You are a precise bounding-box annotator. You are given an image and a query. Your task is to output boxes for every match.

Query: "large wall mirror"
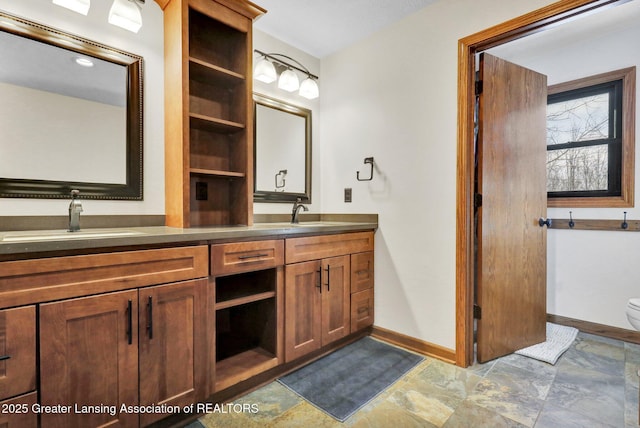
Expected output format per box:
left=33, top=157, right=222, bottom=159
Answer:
left=254, top=93, right=311, bottom=203
left=0, top=11, right=143, bottom=200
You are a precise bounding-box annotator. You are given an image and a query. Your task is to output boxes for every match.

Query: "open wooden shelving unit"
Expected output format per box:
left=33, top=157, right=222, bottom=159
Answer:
left=164, top=0, right=264, bottom=227
left=214, top=268, right=280, bottom=391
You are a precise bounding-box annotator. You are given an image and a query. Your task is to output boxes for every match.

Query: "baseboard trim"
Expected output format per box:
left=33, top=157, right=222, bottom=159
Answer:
left=547, top=313, right=640, bottom=345
left=371, top=325, right=456, bottom=364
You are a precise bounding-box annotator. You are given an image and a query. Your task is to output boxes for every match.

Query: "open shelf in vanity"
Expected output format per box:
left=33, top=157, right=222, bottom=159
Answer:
left=210, top=240, right=284, bottom=391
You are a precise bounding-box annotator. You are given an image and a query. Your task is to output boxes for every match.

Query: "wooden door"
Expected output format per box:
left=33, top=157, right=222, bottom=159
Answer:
left=138, top=279, right=207, bottom=426
left=321, top=255, right=351, bottom=345
left=284, top=261, right=322, bottom=362
left=476, top=53, right=548, bottom=363
left=40, top=290, right=139, bottom=428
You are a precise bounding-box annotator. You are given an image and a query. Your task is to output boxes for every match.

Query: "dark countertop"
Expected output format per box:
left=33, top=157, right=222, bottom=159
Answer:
left=0, top=221, right=378, bottom=256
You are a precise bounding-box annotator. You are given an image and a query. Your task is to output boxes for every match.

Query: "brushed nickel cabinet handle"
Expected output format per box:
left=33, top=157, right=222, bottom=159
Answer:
left=0, top=355, right=11, bottom=361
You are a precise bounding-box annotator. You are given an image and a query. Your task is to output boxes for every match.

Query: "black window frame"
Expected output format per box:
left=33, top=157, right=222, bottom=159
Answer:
left=545, top=67, right=635, bottom=209
left=546, top=79, right=623, bottom=199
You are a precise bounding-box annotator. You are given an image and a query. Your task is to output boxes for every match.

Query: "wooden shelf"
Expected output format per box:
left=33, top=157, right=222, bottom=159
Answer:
left=215, top=291, right=275, bottom=310
left=165, top=3, right=258, bottom=228
left=190, top=168, right=245, bottom=178
left=189, top=113, right=245, bottom=133
left=189, top=56, right=245, bottom=84
left=215, top=348, right=278, bottom=391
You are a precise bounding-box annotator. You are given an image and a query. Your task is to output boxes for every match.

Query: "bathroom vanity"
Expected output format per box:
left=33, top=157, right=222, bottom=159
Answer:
left=0, top=1, right=377, bottom=427
left=0, top=220, right=376, bottom=428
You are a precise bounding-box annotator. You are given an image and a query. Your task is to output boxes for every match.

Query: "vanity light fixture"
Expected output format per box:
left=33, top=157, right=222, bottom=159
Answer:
left=299, top=77, right=320, bottom=100
left=254, top=50, right=319, bottom=99
left=108, top=0, right=144, bottom=33
left=278, top=68, right=300, bottom=92
left=52, top=0, right=90, bottom=15
left=254, top=56, right=277, bottom=83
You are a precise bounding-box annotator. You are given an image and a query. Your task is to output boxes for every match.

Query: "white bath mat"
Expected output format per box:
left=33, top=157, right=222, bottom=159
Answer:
left=515, top=322, right=578, bottom=365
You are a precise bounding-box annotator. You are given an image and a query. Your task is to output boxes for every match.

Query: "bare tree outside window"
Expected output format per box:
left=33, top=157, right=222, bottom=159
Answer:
left=546, top=93, right=610, bottom=192
left=546, top=67, right=635, bottom=208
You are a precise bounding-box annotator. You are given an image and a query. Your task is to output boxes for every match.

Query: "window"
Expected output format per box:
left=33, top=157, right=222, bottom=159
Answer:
left=546, top=67, right=635, bottom=208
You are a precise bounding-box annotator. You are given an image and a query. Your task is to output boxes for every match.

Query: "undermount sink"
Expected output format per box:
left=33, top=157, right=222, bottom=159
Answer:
left=256, top=222, right=327, bottom=228
left=1, top=229, right=145, bottom=242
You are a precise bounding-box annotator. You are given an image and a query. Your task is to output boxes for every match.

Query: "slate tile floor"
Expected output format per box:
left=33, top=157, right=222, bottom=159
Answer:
left=188, top=333, right=640, bottom=427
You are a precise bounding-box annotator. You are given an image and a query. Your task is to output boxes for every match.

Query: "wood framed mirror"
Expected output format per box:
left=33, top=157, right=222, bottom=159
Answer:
left=253, top=93, right=311, bottom=203
left=0, top=11, right=143, bottom=200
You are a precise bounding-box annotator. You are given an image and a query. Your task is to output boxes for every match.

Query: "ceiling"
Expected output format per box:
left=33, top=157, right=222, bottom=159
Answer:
left=0, top=30, right=126, bottom=106
left=253, top=0, right=437, bottom=58
left=488, top=0, right=640, bottom=64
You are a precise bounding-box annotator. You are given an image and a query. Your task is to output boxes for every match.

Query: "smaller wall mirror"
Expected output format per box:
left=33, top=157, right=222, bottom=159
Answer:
left=254, top=94, right=311, bottom=203
left=0, top=11, right=143, bottom=200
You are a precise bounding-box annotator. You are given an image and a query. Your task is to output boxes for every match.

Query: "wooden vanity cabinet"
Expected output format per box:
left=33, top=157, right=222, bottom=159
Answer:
left=351, top=251, right=374, bottom=331
left=0, top=306, right=37, bottom=428
left=211, top=240, right=284, bottom=392
left=284, top=232, right=374, bottom=362
left=40, top=289, right=140, bottom=428
left=40, top=278, right=208, bottom=428
left=284, top=256, right=351, bottom=362
left=0, top=306, right=36, bottom=401
left=0, top=392, right=37, bottom=428
left=138, top=279, right=208, bottom=426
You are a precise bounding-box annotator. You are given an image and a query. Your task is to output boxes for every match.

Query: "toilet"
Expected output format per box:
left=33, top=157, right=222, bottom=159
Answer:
left=626, top=298, right=640, bottom=330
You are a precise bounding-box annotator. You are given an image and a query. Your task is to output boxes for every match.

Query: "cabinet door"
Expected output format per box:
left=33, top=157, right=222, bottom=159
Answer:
left=321, top=255, right=351, bottom=345
left=0, top=392, right=37, bottom=428
left=351, top=251, right=374, bottom=293
left=0, top=306, right=36, bottom=401
left=40, top=290, right=139, bottom=428
left=284, top=261, right=322, bottom=362
left=139, top=279, right=208, bottom=426
left=351, top=289, right=374, bottom=331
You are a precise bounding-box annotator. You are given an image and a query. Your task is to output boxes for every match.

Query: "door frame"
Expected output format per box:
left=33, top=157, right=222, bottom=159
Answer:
left=455, top=0, right=630, bottom=367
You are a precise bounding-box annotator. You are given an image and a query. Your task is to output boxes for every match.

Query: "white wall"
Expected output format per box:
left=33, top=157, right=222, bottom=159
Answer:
left=489, top=2, right=640, bottom=330
left=252, top=30, right=321, bottom=213
left=0, top=0, right=164, bottom=216
left=319, top=0, right=557, bottom=349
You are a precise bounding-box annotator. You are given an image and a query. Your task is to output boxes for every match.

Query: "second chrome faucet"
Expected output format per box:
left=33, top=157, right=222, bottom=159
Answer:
left=291, top=198, right=308, bottom=224
left=68, top=189, right=83, bottom=232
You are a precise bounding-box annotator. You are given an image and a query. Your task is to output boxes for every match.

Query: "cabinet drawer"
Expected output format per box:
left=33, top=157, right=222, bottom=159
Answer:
left=351, top=251, right=374, bottom=293
left=0, top=392, right=37, bottom=428
left=211, top=240, right=284, bottom=276
left=351, top=289, right=374, bottom=332
left=0, top=306, right=36, bottom=401
left=285, top=232, right=374, bottom=264
left=0, top=246, right=209, bottom=309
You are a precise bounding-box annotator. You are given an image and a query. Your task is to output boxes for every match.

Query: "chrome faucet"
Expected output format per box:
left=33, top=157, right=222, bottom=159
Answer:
left=68, top=189, right=83, bottom=232
left=291, top=198, right=308, bottom=224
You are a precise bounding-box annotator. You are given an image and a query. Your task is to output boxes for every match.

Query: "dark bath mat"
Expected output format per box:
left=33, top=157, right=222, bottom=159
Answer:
left=278, top=336, right=424, bottom=422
